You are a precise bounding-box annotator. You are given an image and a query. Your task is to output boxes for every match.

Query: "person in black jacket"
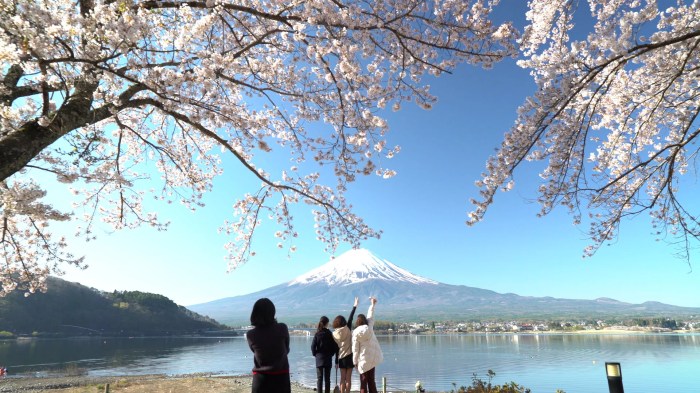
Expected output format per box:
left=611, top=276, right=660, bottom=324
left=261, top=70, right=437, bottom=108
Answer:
left=247, top=298, right=291, bottom=393
left=311, top=315, right=340, bottom=393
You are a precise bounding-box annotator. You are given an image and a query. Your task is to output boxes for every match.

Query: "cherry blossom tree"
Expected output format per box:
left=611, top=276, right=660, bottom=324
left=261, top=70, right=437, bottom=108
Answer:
left=469, top=0, right=700, bottom=261
left=0, top=0, right=516, bottom=295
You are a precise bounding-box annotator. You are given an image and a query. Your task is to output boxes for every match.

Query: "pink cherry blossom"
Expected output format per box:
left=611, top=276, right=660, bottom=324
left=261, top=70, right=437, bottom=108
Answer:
left=0, top=0, right=515, bottom=295
left=469, top=0, right=700, bottom=261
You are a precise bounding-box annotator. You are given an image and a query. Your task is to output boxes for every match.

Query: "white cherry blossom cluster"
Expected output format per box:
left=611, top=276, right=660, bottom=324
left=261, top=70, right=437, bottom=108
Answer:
left=470, top=0, right=700, bottom=260
left=1, top=0, right=515, bottom=294
left=0, top=180, right=85, bottom=297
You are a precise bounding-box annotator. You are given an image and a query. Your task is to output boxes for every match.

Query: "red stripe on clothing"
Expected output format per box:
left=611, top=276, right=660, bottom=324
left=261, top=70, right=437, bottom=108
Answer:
left=253, top=370, right=289, bottom=375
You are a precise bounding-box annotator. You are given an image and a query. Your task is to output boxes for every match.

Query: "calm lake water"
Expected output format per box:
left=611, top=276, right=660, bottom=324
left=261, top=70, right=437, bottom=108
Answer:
left=1, top=333, right=699, bottom=392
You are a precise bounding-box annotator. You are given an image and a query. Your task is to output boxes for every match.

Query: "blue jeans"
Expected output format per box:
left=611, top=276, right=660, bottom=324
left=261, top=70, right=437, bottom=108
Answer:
left=316, top=366, right=332, bottom=393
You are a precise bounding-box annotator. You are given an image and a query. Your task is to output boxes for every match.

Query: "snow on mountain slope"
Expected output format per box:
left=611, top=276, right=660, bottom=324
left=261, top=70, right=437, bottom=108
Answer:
left=288, top=248, right=437, bottom=286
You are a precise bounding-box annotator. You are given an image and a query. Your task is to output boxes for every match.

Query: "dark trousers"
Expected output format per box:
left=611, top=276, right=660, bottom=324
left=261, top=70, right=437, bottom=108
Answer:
left=316, top=366, right=332, bottom=393
left=252, top=372, right=291, bottom=393
left=359, top=367, right=377, bottom=393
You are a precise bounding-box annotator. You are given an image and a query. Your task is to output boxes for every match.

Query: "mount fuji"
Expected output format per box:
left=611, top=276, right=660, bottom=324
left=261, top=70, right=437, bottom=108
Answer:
left=288, top=248, right=437, bottom=286
left=188, top=249, right=700, bottom=326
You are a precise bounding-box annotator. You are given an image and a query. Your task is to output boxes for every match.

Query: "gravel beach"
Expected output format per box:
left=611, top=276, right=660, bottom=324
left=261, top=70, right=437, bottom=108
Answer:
left=0, top=374, right=316, bottom=393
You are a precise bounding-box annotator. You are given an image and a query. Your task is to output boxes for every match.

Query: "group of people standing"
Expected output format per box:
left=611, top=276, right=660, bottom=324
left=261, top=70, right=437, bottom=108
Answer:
left=246, top=296, right=383, bottom=393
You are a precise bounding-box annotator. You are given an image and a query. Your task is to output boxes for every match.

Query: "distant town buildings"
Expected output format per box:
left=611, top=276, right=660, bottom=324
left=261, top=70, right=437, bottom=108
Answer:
left=353, top=318, right=699, bottom=334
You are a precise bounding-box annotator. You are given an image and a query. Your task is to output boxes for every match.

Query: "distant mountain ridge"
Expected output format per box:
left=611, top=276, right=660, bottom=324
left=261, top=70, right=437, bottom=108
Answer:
left=189, top=249, right=700, bottom=326
left=0, top=277, right=225, bottom=336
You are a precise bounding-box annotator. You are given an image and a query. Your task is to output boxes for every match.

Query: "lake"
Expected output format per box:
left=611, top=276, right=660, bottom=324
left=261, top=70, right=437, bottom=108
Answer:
left=1, top=333, right=699, bottom=392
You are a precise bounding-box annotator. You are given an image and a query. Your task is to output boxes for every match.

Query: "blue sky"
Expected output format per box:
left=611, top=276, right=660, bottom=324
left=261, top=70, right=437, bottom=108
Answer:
left=52, top=2, right=700, bottom=310
left=53, top=55, right=700, bottom=310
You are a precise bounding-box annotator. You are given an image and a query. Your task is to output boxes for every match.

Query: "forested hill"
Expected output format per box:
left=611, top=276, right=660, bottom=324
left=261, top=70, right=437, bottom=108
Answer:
left=0, top=277, right=227, bottom=336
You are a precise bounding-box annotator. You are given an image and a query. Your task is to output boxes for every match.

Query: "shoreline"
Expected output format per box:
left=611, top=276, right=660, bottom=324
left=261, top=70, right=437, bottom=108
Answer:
left=0, top=373, right=317, bottom=393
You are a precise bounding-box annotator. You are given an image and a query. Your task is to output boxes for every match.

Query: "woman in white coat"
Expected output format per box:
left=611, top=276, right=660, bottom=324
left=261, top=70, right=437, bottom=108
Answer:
left=352, top=297, right=383, bottom=393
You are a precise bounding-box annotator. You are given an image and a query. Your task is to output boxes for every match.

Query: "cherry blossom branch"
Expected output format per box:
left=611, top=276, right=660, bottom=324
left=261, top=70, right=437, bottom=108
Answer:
left=1, top=0, right=514, bottom=294
left=471, top=1, right=700, bottom=262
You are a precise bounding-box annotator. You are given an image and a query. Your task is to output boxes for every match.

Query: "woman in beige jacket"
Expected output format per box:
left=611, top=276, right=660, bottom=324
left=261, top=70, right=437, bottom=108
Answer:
left=332, top=297, right=358, bottom=393
left=352, top=297, right=383, bottom=393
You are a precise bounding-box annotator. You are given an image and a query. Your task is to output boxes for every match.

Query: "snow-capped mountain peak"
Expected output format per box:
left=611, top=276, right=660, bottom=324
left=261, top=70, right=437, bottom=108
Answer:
left=288, top=249, right=437, bottom=286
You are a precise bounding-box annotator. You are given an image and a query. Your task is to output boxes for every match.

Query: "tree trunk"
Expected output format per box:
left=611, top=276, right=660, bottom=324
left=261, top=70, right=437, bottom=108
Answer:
left=0, top=120, right=63, bottom=181
left=0, top=79, right=98, bottom=182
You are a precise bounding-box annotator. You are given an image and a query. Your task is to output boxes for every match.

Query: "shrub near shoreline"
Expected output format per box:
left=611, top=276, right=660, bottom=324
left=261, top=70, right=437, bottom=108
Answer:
left=450, top=370, right=566, bottom=393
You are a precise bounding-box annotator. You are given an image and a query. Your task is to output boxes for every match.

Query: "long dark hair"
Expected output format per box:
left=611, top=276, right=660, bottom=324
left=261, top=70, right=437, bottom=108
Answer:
left=355, top=314, right=367, bottom=328
left=317, top=316, right=329, bottom=332
left=332, top=315, right=347, bottom=329
left=250, top=298, right=276, bottom=327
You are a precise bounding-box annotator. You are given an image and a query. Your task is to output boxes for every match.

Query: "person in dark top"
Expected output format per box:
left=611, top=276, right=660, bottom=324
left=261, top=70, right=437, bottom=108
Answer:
left=332, top=297, right=359, bottom=393
left=246, top=298, right=291, bottom=393
left=311, top=315, right=340, bottom=393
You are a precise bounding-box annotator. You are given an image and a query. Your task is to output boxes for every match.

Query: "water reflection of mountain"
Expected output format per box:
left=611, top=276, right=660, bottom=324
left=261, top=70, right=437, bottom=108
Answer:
left=1, top=337, right=229, bottom=375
